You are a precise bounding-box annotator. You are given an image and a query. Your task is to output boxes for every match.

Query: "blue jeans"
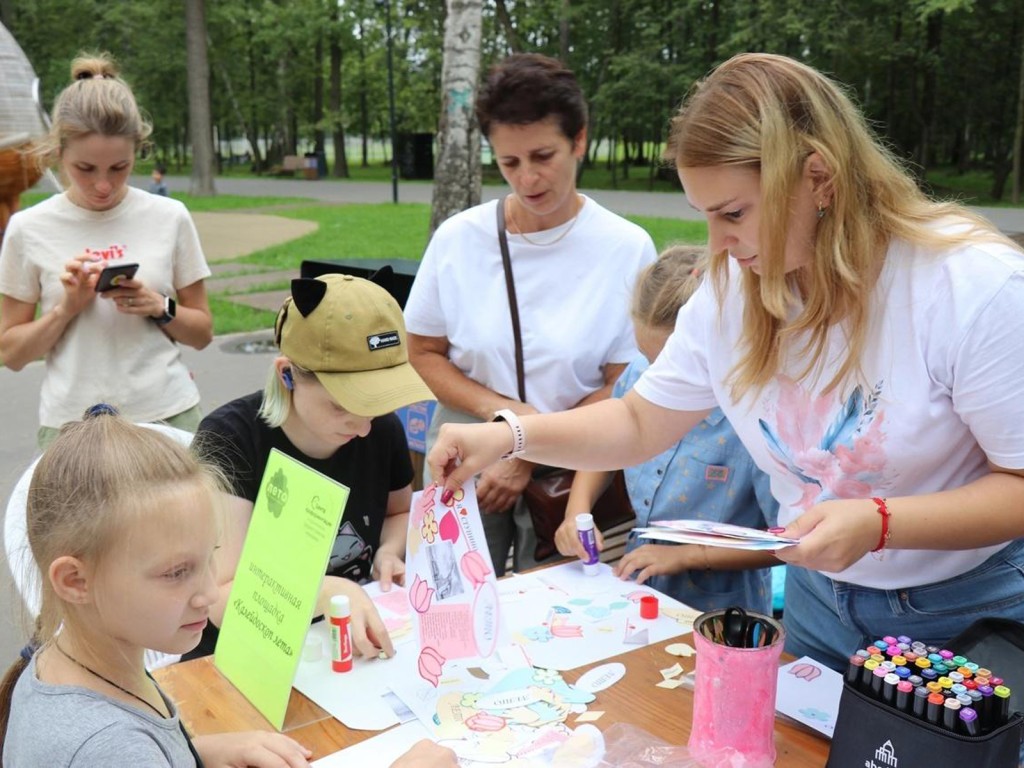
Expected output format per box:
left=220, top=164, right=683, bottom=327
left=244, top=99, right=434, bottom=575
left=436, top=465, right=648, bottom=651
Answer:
left=783, top=538, right=1024, bottom=671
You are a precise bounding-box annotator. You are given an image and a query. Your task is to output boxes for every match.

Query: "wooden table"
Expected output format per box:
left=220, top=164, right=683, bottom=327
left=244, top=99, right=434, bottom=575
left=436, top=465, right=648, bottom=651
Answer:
left=154, top=633, right=830, bottom=766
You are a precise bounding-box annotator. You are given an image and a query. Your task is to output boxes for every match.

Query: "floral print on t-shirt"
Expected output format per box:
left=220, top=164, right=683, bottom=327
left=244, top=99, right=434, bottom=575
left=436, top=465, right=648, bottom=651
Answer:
left=759, top=376, right=889, bottom=510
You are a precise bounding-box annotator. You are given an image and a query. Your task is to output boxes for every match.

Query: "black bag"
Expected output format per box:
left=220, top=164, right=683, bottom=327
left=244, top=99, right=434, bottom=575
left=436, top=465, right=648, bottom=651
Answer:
left=827, top=681, right=1022, bottom=768
left=827, top=618, right=1024, bottom=768
left=522, top=467, right=634, bottom=561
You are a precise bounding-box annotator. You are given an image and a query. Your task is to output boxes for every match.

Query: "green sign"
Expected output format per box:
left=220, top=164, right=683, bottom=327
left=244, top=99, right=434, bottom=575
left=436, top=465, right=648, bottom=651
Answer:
left=215, top=448, right=349, bottom=729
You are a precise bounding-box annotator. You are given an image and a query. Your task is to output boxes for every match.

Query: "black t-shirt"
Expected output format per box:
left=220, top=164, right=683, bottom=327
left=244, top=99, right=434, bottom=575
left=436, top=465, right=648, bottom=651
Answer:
left=195, top=391, right=413, bottom=582
left=184, top=392, right=413, bottom=659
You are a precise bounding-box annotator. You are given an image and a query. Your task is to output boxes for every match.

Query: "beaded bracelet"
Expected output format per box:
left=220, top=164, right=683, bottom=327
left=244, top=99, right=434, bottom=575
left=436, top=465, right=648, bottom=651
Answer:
left=870, top=497, right=891, bottom=553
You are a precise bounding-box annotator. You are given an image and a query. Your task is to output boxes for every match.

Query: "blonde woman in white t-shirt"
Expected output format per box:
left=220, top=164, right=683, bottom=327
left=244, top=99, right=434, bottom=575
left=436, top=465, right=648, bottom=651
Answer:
left=0, top=53, right=213, bottom=449
left=405, top=53, right=656, bottom=575
left=426, top=53, right=1024, bottom=672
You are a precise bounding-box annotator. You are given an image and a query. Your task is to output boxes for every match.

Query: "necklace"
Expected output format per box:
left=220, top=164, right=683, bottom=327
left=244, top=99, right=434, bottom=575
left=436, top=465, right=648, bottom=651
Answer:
left=505, top=195, right=582, bottom=247
left=52, top=641, right=166, bottom=718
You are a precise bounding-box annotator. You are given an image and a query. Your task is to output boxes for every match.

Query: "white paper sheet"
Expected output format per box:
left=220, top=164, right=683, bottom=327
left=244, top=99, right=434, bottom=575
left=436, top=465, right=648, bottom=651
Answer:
left=775, top=656, right=843, bottom=738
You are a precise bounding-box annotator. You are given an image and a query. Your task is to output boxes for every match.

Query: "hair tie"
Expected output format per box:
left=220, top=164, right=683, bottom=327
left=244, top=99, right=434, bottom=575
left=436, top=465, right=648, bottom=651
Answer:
left=19, top=640, right=38, bottom=662
left=84, top=403, right=119, bottom=419
left=75, top=71, right=112, bottom=81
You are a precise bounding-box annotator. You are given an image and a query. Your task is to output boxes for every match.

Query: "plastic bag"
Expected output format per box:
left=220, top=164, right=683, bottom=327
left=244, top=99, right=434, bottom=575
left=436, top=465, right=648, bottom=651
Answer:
left=596, top=723, right=749, bottom=767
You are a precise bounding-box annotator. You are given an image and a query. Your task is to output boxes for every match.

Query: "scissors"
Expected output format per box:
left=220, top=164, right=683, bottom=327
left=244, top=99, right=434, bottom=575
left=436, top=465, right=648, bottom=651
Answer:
left=722, top=606, right=775, bottom=648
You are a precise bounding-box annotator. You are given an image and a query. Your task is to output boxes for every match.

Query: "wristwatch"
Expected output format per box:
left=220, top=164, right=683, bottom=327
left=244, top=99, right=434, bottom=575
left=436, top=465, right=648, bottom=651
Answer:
left=492, top=408, right=527, bottom=461
left=154, top=294, right=176, bottom=326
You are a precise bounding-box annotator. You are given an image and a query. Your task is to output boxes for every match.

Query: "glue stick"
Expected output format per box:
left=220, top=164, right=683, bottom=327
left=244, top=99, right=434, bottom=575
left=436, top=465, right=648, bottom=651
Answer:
left=576, top=513, right=600, bottom=576
left=330, top=594, right=353, bottom=673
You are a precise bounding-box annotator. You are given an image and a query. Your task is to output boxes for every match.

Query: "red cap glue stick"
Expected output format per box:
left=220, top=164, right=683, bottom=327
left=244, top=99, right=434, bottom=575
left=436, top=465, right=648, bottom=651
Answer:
left=330, top=594, right=353, bottom=673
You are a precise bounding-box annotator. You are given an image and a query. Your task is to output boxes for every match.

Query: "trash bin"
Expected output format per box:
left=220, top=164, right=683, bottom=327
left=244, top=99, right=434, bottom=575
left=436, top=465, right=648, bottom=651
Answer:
left=303, top=152, right=321, bottom=180
left=397, top=133, right=434, bottom=180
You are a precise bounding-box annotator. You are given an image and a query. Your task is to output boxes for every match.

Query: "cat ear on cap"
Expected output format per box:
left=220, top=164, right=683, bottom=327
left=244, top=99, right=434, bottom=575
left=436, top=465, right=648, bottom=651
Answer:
left=290, top=278, right=328, bottom=318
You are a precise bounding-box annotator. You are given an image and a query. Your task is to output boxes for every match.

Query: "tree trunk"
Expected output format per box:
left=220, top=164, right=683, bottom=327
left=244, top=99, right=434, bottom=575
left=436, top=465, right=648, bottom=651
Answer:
left=314, top=25, right=325, bottom=154
left=429, top=0, right=483, bottom=235
left=209, top=33, right=264, bottom=171
left=493, top=0, right=521, bottom=53
left=185, top=0, right=216, bottom=195
left=559, top=0, right=570, bottom=64
left=330, top=3, right=349, bottom=177
left=1012, top=32, right=1024, bottom=203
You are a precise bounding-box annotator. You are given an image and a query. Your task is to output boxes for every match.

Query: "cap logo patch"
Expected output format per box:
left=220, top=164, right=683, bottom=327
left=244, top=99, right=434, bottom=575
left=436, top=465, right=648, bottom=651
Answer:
left=368, top=331, right=400, bottom=351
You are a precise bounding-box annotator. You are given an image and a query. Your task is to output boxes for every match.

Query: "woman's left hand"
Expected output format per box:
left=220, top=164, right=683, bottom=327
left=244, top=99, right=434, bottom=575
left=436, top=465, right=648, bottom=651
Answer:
left=100, top=277, right=164, bottom=319
left=192, top=731, right=312, bottom=767
left=476, top=458, right=532, bottom=514
left=773, top=498, right=881, bottom=571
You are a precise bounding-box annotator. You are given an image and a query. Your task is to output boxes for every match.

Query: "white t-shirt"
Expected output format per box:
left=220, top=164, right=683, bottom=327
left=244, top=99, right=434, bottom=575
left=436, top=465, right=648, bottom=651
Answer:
left=635, top=231, right=1024, bottom=589
left=404, top=196, right=657, bottom=413
left=0, top=188, right=210, bottom=428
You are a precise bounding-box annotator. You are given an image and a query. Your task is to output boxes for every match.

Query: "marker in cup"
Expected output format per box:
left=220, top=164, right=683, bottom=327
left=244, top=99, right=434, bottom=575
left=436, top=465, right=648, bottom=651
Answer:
left=575, top=513, right=600, bottom=576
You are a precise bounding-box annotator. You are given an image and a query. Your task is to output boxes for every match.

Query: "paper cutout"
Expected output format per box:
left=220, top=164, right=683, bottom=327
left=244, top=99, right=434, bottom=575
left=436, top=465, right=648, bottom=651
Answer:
left=636, top=519, right=797, bottom=550
left=656, top=679, right=685, bottom=689
left=665, top=642, right=696, bottom=657
left=575, top=663, right=626, bottom=693
left=574, top=711, right=604, bottom=722
left=215, top=449, right=348, bottom=729
left=660, top=663, right=684, bottom=680
left=407, top=481, right=504, bottom=686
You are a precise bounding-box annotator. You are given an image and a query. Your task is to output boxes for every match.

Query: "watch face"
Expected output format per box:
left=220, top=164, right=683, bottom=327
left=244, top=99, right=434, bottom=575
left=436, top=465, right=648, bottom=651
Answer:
left=167, top=296, right=176, bottom=317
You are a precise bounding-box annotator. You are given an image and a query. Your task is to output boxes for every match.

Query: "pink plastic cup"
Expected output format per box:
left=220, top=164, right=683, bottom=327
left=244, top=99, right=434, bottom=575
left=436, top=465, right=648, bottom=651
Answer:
left=688, top=609, right=786, bottom=768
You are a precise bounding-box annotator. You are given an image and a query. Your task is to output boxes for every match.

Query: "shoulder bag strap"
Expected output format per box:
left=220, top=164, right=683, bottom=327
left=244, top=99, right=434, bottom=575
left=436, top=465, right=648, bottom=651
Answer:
left=497, top=195, right=527, bottom=403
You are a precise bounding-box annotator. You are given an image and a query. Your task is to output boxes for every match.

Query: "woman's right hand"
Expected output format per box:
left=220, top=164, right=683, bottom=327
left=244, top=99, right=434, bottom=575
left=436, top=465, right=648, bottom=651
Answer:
left=59, top=256, right=100, bottom=317
left=427, top=421, right=516, bottom=494
left=391, top=740, right=458, bottom=767
left=317, top=577, right=396, bottom=659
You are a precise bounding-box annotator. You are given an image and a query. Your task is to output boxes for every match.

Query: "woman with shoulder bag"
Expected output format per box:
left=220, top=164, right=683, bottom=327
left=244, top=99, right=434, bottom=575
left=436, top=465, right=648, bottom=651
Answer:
left=405, top=53, right=656, bottom=575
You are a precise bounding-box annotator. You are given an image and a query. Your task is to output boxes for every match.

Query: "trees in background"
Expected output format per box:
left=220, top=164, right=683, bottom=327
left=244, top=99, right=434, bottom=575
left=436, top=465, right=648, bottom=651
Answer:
left=5, top=0, right=1024, bottom=203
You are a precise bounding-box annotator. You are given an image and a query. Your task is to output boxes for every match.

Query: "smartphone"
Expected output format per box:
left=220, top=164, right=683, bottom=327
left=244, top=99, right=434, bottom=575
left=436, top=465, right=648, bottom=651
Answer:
left=94, top=262, right=140, bottom=292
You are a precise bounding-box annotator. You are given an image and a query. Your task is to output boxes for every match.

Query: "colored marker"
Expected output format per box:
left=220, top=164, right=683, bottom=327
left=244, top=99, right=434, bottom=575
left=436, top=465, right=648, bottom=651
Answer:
left=949, top=671, right=964, bottom=685
left=964, top=662, right=980, bottom=674
left=892, top=655, right=907, bottom=667
left=895, top=667, right=912, bottom=680
left=976, top=668, right=993, bottom=680
left=959, top=706, right=980, bottom=736
left=897, top=635, right=912, bottom=644
left=921, top=668, right=938, bottom=683
left=912, top=685, right=930, bottom=719
left=881, top=660, right=897, bottom=673
left=846, top=655, right=866, bottom=686
left=926, top=692, right=944, bottom=725
left=863, top=658, right=881, bottom=689
left=939, top=649, right=954, bottom=661
left=871, top=666, right=887, bottom=699
left=914, top=657, right=932, bottom=671
left=951, top=655, right=968, bottom=668
left=957, top=666, right=973, bottom=679
left=329, top=594, right=353, bottom=673
left=883, top=672, right=899, bottom=704
left=903, top=651, right=919, bottom=663
left=994, top=685, right=1011, bottom=727
left=991, top=676, right=1005, bottom=688
left=943, top=698, right=962, bottom=731
left=951, top=683, right=967, bottom=697
left=575, top=514, right=600, bottom=575
left=956, top=693, right=973, bottom=708
left=908, top=674, right=924, bottom=688
left=882, top=635, right=898, bottom=646
left=873, top=640, right=890, bottom=651
left=896, top=680, right=913, bottom=712
left=926, top=681, right=943, bottom=695
left=978, top=684, right=994, bottom=731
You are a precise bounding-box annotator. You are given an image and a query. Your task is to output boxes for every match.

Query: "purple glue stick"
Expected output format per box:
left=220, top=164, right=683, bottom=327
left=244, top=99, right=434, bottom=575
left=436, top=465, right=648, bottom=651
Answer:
left=576, top=513, right=600, bottom=575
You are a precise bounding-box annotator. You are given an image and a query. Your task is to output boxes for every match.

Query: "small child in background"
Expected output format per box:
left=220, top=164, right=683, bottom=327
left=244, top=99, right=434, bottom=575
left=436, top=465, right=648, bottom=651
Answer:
left=555, top=246, right=779, bottom=614
left=149, top=164, right=169, bottom=196
left=0, top=408, right=456, bottom=768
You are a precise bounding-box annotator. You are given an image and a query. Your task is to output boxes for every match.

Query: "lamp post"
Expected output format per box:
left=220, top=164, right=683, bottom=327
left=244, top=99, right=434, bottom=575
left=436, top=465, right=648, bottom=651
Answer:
left=383, top=0, right=399, bottom=204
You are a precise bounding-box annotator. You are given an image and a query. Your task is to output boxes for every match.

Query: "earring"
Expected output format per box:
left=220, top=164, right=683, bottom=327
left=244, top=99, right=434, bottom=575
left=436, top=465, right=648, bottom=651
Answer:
left=816, top=202, right=827, bottom=220
left=282, top=369, right=294, bottom=390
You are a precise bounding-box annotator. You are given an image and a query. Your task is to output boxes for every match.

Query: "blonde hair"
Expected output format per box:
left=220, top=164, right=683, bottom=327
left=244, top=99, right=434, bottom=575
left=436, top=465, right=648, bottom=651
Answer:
left=632, top=245, right=705, bottom=329
left=258, top=360, right=315, bottom=428
left=35, top=52, right=152, bottom=167
left=666, top=52, right=1016, bottom=398
left=0, top=411, right=222, bottom=741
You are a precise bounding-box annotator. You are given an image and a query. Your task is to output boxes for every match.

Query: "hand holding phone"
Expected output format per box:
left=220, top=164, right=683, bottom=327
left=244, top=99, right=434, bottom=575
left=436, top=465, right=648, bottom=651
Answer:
left=94, top=262, right=140, bottom=292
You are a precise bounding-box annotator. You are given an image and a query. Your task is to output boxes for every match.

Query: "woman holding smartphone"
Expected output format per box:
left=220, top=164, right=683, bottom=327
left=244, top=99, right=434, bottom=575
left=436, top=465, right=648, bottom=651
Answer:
left=0, top=53, right=212, bottom=449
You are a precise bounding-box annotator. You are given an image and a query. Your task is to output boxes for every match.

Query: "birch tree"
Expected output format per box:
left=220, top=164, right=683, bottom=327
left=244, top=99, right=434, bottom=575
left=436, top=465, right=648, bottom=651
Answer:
left=429, top=0, right=483, bottom=235
left=185, top=0, right=216, bottom=195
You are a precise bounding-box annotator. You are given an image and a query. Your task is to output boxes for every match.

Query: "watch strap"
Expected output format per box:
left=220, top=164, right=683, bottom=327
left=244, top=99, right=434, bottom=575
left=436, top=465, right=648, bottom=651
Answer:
left=493, top=408, right=526, bottom=461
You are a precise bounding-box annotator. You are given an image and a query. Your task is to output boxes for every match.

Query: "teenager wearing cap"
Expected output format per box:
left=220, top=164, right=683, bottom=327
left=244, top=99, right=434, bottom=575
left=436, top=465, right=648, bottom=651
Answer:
left=188, top=274, right=435, bottom=661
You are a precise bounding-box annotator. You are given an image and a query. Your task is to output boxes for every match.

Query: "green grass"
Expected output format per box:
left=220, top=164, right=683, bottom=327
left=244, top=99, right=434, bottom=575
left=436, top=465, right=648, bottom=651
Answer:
left=208, top=297, right=278, bottom=336
left=19, top=191, right=312, bottom=211
left=237, top=203, right=434, bottom=270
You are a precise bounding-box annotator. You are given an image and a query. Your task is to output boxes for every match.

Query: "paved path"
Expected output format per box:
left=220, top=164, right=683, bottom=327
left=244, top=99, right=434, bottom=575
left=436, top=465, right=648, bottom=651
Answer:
left=157, top=174, right=1024, bottom=235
